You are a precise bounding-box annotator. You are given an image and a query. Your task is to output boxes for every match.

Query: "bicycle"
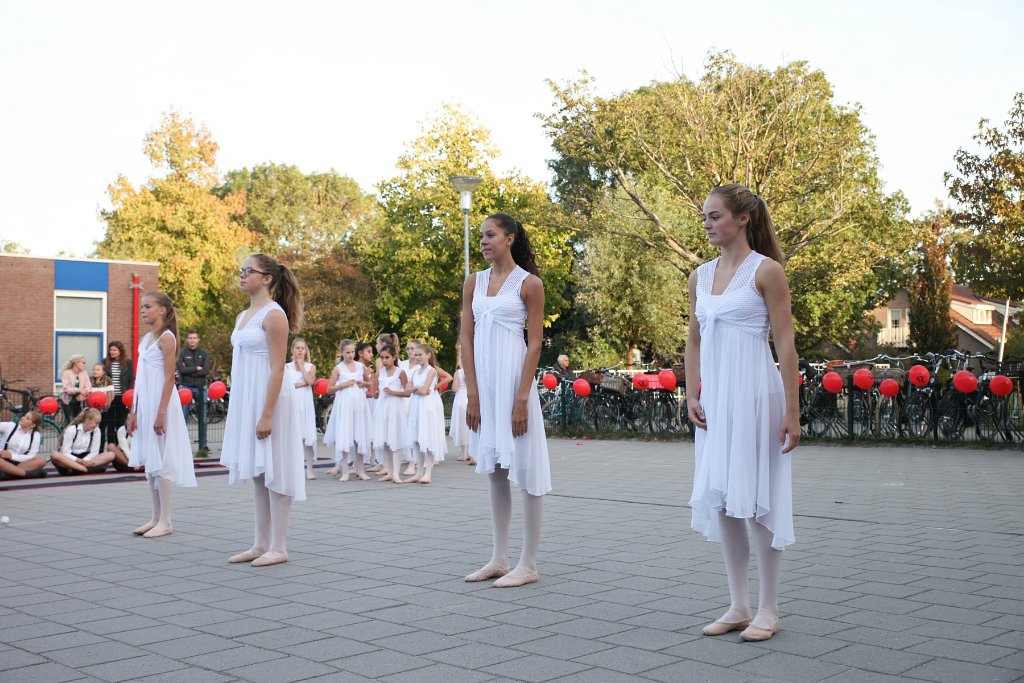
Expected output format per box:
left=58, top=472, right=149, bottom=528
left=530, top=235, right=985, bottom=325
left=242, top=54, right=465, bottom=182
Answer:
left=0, top=380, right=67, bottom=452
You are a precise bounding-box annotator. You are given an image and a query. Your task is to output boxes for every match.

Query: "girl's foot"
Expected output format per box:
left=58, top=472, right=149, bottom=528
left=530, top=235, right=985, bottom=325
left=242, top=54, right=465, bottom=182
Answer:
left=357, top=472, right=370, bottom=481
left=465, top=562, right=510, bottom=582
left=493, top=567, right=539, bottom=588
left=228, top=547, right=266, bottom=563
left=703, top=609, right=753, bottom=636
left=132, top=521, right=157, bottom=536
left=392, top=478, right=405, bottom=484
left=143, top=524, right=172, bottom=539
left=306, top=472, right=316, bottom=480
left=251, top=551, right=289, bottom=567
left=740, top=614, right=780, bottom=641
left=339, top=474, right=350, bottom=482
left=367, top=465, right=382, bottom=472
left=406, top=475, right=421, bottom=483
left=379, top=474, right=393, bottom=482
left=456, top=455, right=468, bottom=461
left=467, top=458, right=477, bottom=466
left=326, top=467, right=340, bottom=476
left=419, top=475, right=431, bottom=484
left=403, top=466, right=417, bottom=476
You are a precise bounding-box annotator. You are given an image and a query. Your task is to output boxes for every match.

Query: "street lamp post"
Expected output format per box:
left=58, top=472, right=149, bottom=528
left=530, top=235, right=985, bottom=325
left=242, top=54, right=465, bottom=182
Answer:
left=448, top=175, right=483, bottom=279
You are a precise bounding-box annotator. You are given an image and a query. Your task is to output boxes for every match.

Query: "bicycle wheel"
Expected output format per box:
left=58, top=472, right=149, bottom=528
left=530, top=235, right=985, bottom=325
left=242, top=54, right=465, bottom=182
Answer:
left=40, top=417, right=62, bottom=452
left=676, top=396, right=696, bottom=436
left=850, top=392, right=874, bottom=438
left=877, top=395, right=900, bottom=438
left=206, top=399, right=227, bottom=424
left=903, top=392, right=932, bottom=438
left=1006, top=390, right=1023, bottom=442
left=935, top=391, right=965, bottom=440
left=650, top=394, right=678, bottom=434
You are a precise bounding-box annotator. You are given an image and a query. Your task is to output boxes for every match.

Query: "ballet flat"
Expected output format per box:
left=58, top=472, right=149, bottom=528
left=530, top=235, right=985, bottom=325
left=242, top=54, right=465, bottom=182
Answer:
left=251, top=552, right=289, bottom=567
left=142, top=526, right=172, bottom=539
left=703, top=619, right=752, bottom=636
left=132, top=523, right=156, bottom=536
left=465, top=566, right=510, bottom=582
left=493, top=570, right=539, bottom=588
left=228, top=548, right=266, bottom=564
left=740, top=617, right=780, bottom=641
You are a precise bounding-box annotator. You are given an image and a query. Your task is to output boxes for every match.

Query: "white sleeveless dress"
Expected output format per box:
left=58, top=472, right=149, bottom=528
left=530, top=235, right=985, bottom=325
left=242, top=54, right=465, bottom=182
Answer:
left=470, top=266, right=551, bottom=496
left=286, top=361, right=318, bottom=447
left=689, top=251, right=794, bottom=549
left=372, top=366, right=408, bottom=455
left=449, top=368, right=469, bottom=448
left=405, top=365, right=447, bottom=460
left=324, top=362, right=373, bottom=464
left=219, top=302, right=306, bottom=501
left=130, top=330, right=197, bottom=488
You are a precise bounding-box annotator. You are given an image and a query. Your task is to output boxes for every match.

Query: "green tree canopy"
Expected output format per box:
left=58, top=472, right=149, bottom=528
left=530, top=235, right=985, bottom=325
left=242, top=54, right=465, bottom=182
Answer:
left=908, top=211, right=958, bottom=353
left=541, top=52, right=914, bottom=354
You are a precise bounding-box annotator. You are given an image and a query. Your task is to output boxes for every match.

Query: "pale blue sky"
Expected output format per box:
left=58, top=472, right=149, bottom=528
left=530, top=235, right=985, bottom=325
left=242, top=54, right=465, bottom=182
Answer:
left=1, top=0, right=1020, bottom=257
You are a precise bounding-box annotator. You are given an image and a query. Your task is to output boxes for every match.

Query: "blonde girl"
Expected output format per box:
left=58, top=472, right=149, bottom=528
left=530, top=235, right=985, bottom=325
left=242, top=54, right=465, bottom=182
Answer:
left=287, top=338, right=318, bottom=480
left=324, top=339, right=374, bottom=481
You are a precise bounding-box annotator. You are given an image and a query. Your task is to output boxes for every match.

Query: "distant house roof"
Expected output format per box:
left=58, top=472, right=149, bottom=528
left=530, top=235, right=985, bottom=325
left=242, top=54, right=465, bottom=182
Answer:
left=950, top=309, right=1003, bottom=349
left=952, top=284, right=1019, bottom=310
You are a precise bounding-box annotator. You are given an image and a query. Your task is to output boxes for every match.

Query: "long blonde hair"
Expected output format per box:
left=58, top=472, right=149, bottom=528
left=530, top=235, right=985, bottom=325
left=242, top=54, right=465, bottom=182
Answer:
left=70, top=407, right=101, bottom=428
left=62, top=354, right=86, bottom=373
left=708, top=184, right=785, bottom=265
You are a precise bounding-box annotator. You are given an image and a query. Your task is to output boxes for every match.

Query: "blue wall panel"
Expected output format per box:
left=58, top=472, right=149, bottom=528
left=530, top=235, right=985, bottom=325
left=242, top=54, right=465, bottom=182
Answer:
left=54, top=260, right=108, bottom=292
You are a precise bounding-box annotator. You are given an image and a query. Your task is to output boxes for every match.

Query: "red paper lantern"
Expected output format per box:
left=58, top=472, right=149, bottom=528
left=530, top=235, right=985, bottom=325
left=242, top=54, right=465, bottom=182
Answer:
left=178, top=387, right=194, bottom=405
left=87, top=391, right=107, bottom=409
left=909, top=365, right=930, bottom=388
left=121, top=389, right=134, bottom=407
left=572, top=378, right=591, bottom=397
left=990, top=374, right=1013, bottom=397
left=633, top=373, right=648, bottom=390
left=822, top=371, right=843, bottom=394
left=879, top=378, right=900, bottom=398
left=542, top=373, right=558, bottom=390
left=658, top=369, right=677, bottom=391
left=313, top=378, right=329, bottom=396
left=853, top=368, right=874, bottom=391
left=208, top=380, right=227, bottom=400
left=39, top=396, right=59, bottom=415
left=953, top=370, right=978, bottom=394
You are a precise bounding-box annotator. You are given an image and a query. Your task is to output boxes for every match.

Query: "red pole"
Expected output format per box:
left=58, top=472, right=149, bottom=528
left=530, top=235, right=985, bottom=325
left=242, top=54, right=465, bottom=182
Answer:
left=131, top=273, right=141, bottom=373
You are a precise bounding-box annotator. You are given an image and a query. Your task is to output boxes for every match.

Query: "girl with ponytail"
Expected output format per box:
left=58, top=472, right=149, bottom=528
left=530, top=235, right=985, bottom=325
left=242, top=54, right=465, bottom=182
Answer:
left=686, top=184, right=799, bottom=642
left=221, top=254, right=306, bottom=567
left=460, top=213, right=550, bottom=588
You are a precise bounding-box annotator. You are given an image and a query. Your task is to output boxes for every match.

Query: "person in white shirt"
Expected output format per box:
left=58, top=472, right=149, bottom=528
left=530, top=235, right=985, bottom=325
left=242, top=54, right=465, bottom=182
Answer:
left=0, top=412, right=46, bottom=479
left=50, top=408, right=114, bottom=475
left=107, top=425, right=142, bottom=473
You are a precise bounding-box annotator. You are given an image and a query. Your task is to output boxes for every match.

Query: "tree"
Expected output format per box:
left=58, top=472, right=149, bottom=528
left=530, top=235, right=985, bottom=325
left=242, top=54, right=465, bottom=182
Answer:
left=0, top=237, right=28, bottom=254
left=353, top=104, right=574, bottom=366
left=97, top=111, right=253, bottom=340
left=908, top=212, right=958, bottom=353
left=946, top=92, right=1024, bottom=302
left=541, top=52, right=914, bottom=353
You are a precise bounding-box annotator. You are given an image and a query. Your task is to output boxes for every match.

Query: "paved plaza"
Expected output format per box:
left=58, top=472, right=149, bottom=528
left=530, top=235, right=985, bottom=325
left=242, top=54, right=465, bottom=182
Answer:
left=1, top=439, right=1022, bottom=683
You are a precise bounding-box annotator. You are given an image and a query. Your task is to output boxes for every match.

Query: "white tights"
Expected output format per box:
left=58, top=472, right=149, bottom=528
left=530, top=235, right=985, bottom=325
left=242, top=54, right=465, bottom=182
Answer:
left=488, top=468, right=543, bottom=576
left=148, top=475, right=174, bottom=528
left=252, top=475, right=292, bottom=554
left=718, top=510, right=782, bottom=627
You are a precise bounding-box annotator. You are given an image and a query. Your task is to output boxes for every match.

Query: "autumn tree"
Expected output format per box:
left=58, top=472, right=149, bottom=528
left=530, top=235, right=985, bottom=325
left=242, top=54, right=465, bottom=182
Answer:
left=908, top=212, right=958, bottom=353
left=946, top=92, right=1024, bottom=302
left=541, top=52, right=914, bottom=354
left=98, top=112, right=253, bottom=338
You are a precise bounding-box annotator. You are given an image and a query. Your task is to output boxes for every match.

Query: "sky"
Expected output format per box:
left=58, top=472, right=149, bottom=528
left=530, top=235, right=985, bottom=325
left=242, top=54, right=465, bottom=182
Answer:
left=1, top=0, right=1021, bottom=258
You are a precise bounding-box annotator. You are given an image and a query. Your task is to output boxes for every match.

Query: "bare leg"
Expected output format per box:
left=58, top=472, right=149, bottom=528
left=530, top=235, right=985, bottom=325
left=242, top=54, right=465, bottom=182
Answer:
left=252, top=488, right=291, bottom=567
left=390, top=447, right=404, bottom=484
left=378, top=447, right=394, bottom=481
left=51, top=452, right=87, bottom=473
left=229, top=475, right=269, bottom=562
left=354, top=451, right=369, bottom=481
left=465, top=468, right=511, bottom=581
left=419, top=452, right=433, bottom=484
left=494, top=489, right=542, bottom=587
left=144, top=477, right=174, bottom=537
left=304, top=445, right=316, bottom=479
left=339, top=451, right=351, bottom=481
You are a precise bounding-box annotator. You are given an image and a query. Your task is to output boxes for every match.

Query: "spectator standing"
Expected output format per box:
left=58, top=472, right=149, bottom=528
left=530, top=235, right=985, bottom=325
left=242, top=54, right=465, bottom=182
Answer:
left=104, top=341, right=134, bottom=446
left=554, top=354, right=574, bottom=381
left=177, top=330, right=210, bottom=423
left=59, top=355, right=91, bottom=423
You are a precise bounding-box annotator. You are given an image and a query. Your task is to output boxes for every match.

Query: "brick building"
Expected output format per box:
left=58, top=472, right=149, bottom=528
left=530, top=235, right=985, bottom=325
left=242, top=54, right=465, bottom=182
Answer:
left=0, top=254, right=159, bottom=395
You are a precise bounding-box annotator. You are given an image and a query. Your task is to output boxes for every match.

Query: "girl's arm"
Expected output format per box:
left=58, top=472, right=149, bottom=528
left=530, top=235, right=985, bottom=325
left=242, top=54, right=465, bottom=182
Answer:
left=87, top=425, right=101, bottom=457
left=367, top=366, right=378, bottom=398
left=758, top=261, right=801, bottom=454
left=386, top=370, right=412, bottom=397
left=302, top=362, right=317, bottom=386
left=511, top=275, right=545, bottom=438
left=685, top=270, right=706, bottom=429
left=26, top=430, right=41, bottom=459
left=125, top=367, right=139, bottom=436
left=451, top=370, right=461, bottom=393
left=257, top=310, right=289, bottom=440
left=60, top=427, right=75, bottom=455
left=418, top=369, right=437, bottom=396
left=435, top=365, right=453, bottom=387
left=326, top=367, right=342, bottom=394
left=459, top=275, right=480, bottom=431
left=60, top=370, right=75, bottom=399
left=80, top=371, right=92, bottom=396
left=153, top=333, right=176, bottom=436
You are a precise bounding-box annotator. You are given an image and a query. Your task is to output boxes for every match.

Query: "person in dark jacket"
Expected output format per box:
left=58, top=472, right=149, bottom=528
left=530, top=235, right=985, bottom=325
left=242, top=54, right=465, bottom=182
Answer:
left=177, top=330, right=210, bottom=422
left=104, top=341, right=134, bottom=447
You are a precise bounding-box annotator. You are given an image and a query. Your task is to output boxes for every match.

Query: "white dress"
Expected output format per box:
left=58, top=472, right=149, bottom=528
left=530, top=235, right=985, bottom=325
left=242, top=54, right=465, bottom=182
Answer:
left=406, top=365, right=447, bottom=460
left=689, top=251, right=794, bottom=549
left=372, top=366, right=408, bottom=455
left=219, top=302, right=306, bottom=501
left=324, top=362, right=373, bottom=464
left=470, top=266, right=551, bottom=496
left=449, top=368, right=469, bottom=447
left=286, top=361, right=318, bottom=447
left=130, top=331, right=197, bottom=489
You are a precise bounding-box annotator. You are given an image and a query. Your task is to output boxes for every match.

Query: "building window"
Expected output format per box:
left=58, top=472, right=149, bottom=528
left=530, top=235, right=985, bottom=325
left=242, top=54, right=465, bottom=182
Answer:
left=54, top=291, right=106, bottom=382
left=973, top=308, right=992, bottom=325
left=891, top=309, right=902, bottom=329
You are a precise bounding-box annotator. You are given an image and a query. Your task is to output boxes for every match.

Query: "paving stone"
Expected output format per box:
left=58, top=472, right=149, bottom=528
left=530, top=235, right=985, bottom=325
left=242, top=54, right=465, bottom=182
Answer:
left=77, top=653, right=188, bottom=682
left=225, top=655, right=337, bottom=683
left=573, top=644, right=679, bottom=673
left=183, top=645, right=287, bottom=671
left=480, top=654, right=590, bottom=682
left=642, top=658, right=756, bottom=683
left=660, top=637, right=765, bottom=666
left=426, top=642, right=525, bottom=668
left=328, top=650, right=433, bottom=678
left=906, top=636, right=1018, bottom=664
left=822, top=642, right=932, bottom=675
left=44, top=641, right=148, bottom=668
left=900, top=658, right=1021, bottom=683
left=280, top=636, right=381, bottom=661
left=0, top=661, right=88, bottom=683
left=733, top=650, right=848, bottom=682
left=597, top=626, right=696, bottom=651
left=104, top=623, right=198, bottom=645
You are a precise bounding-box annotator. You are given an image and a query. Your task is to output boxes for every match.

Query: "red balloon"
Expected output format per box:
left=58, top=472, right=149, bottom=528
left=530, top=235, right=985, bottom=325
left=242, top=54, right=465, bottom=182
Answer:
left=658, top=369, right=677, bottom=391
left=208, top=380, right=227, bottom=400
left=572, top=378, right=591, bottom=397
left=990, top=374, right=1013, bottom=397
left=633, top=373, right=649, bottom=390
left=121, top=389, right=134, bottom=407
left=313, top=378, right=329, bottom=396
left=542, top=373, right=558, bottom=390
left=853, top=368, right=874, bottom=391
left=822, top=371, right=843, bottom=394
left=879, top=378, right=900, bottom=398
left=438, top=382, right=449, bottom=392
left=87, top=391, right=107, bottom=409
left=799, top=372, right=805, bottom=386
left=953, top=370, right=978, bottom=394
left=39, top=396, right=59, bottom=415
left=909, top=365, right=930, bottom=388
left=178, top=387, right=193, bottom=405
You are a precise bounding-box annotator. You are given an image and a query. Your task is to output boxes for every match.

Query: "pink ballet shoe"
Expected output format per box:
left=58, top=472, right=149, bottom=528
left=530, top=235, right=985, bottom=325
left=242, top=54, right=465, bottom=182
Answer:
left=251, top=551, right=289, bottom=567
left=132, top=522, right=156, bottom=536
left=493, top=569, right=539, bottom=588
left=465, top=564, right=510, bottom=582
left=142, top=525, right=172, bottom=539
left=228, top=547, right=266, bottom=564
left=740, top=615, right=780, bottom=641
left=703, top=618, right=752, bottom=636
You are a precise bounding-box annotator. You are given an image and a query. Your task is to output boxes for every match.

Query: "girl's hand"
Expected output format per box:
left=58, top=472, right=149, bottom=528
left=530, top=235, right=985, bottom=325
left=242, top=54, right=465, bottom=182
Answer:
left=126, top=413, right=137, bottom=436
left=688, top=399, right=707, bottom=430
left=256, top=415, right=272, bottom=440
left=153, top=413, right=166, bottom=436
left=511, top=397, right=529, bottom=438
left=382, top=387, right=394, bottom=396
left=466, top=393, right=481, bottom=432
left=780, top=415, right=801, bottom=454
